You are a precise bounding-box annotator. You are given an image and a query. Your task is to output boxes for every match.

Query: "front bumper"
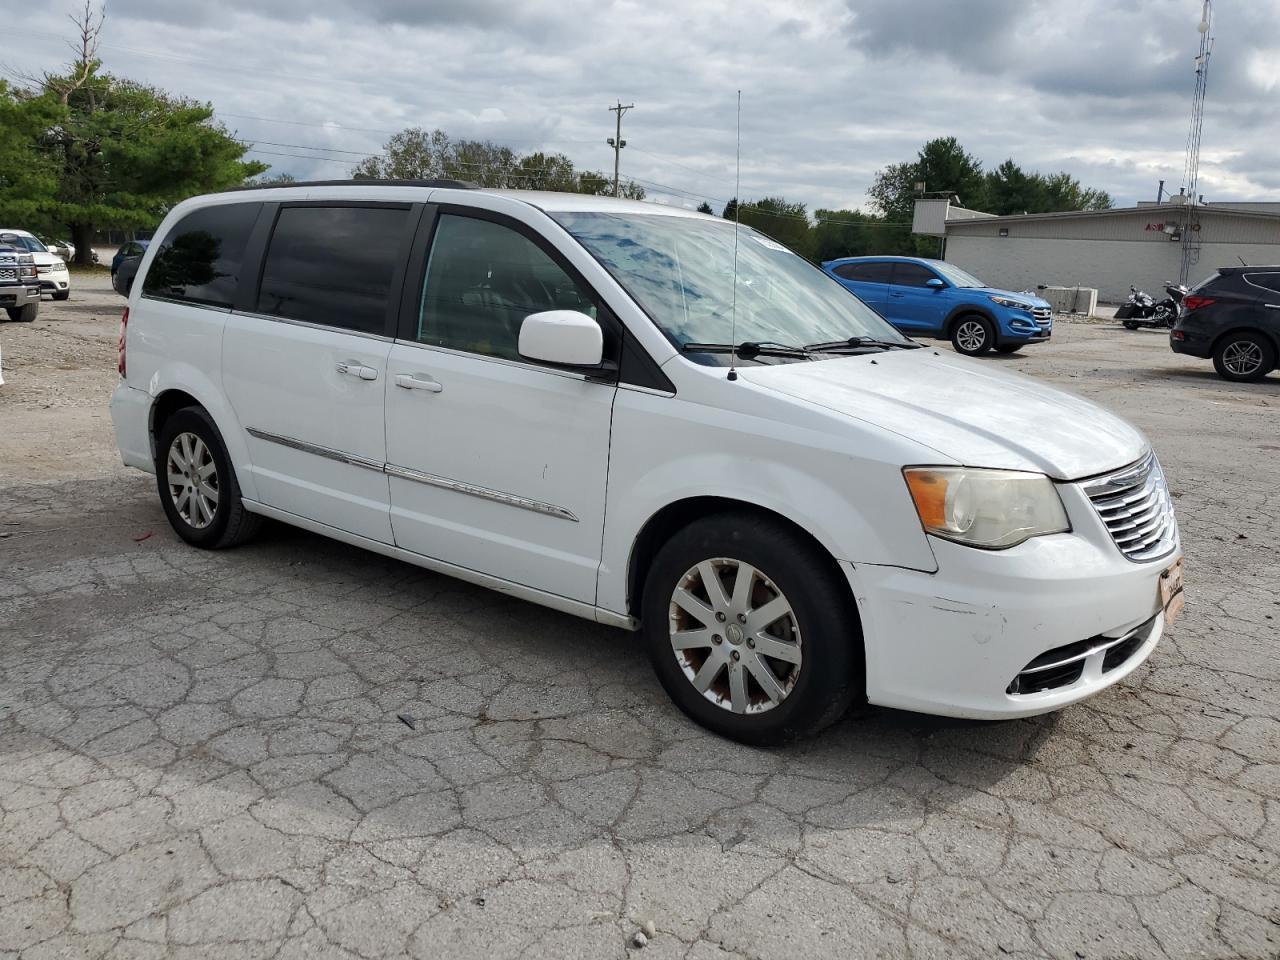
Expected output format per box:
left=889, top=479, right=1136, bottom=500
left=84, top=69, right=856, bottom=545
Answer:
left=998, top=310, right=1053, bottom=345
left=849, top=481, right=1180, bottom=719
left=38, top=274, right=71, bottom=293
left=0, top=284, right=40, bottom=308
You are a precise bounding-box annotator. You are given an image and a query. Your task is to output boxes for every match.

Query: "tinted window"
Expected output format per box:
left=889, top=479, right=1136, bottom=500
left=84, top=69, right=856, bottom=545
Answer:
left=417, top=214, right=598, bottom=361
left=834, top=261, right=893, bottom=283
left=257, top=205, right=410, bottom=334
left=143, top=203, right=260, bottom=308
left=892, top=262, right=941, bottom=288
left=1244, top=272, right=1280, bottom=295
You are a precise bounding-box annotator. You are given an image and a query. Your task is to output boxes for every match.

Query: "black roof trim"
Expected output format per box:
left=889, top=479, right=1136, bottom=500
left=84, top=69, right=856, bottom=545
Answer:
left=1217, top=265, right=1280, bottom=274
left=226, top=178, right=480, bottom=193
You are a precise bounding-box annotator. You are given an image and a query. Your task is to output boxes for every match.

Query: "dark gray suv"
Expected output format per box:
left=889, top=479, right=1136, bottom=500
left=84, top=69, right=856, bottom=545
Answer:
left=1170, top=266, right=1280, bottom=382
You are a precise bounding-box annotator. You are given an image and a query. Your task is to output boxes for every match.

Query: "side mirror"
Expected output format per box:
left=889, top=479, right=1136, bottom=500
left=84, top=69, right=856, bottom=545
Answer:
left=518, top=310, right=603, bottom=368
left=925, top=278, right=945, bottom=289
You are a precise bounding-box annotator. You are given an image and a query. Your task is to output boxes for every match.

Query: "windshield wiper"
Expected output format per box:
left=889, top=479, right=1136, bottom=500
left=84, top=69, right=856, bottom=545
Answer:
left=681, top=341, right=813, bottom=359
left=804, top=336, right=922, bottom=353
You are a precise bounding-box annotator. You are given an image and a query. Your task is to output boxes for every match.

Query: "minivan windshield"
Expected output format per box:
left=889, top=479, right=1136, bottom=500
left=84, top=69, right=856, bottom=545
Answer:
left=551, top=212, right=911, bottom=358
left=930, top=261, right=985, bottom=288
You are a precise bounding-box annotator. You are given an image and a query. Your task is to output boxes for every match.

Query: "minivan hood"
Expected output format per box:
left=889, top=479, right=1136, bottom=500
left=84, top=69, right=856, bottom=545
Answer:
left=742, top=350, right=1145, bottom=481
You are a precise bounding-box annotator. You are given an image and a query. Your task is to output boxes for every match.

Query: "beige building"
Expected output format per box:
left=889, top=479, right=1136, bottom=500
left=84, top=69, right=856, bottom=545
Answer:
left=914, top=198, right=1280, bottom=303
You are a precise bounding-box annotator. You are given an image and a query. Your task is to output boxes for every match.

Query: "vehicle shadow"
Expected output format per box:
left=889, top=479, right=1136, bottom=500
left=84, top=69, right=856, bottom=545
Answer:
left=4, top=501, right=1068, bottom=869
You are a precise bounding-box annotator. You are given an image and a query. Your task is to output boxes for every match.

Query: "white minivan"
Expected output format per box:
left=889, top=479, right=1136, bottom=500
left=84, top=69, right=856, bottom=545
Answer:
left=110, top=181, right=1184, bottom=744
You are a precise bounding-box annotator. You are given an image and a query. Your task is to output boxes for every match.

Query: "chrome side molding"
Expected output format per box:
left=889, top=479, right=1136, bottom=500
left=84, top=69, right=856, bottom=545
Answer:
left=246, top=427, right=579, bottom=522
left=384, top=463, right=579, bottom=522
left=245, top=427, right=383, bottom=472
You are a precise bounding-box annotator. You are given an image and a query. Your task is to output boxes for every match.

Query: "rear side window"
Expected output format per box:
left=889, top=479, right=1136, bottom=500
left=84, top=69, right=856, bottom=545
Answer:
left=257, top=205, right=411, bottom=334
left=834, top=261, right=893, bottom=283
left=891, top=262, right=940, bottom=288
left=1244, top=272, right=1280, bottom=295
left=143, top=203, right=260, bottom=308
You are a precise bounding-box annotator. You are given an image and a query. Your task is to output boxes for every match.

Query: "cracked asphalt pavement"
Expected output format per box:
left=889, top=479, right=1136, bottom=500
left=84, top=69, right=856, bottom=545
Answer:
left=2, top=281, right=1279, bottom=958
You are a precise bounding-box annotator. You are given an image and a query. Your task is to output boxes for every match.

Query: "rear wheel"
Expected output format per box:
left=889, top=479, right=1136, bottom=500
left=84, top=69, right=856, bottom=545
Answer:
left=642, top=512, right=862, bottom=745
left=951, top=316, right=994, bottom=356
left=6, top=303, right=38, bottom=322
left=1212, top=332, right=1275, bottom=383
left=155, top=407, right=262, bottom=549
left=1122, top=320, right=1141, bottom=330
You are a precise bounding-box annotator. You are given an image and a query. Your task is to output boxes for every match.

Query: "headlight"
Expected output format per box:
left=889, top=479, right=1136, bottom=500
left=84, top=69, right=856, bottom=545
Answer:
left=989, top=295, right=1030, bottom=310
left=904, top=467, right=1070, bottom=549
left=52, top=262, right=67, bottom=272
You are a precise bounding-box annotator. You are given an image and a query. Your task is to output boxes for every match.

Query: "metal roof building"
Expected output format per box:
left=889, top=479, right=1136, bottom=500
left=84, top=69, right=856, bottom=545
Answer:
left=914, top=198, right=1280, bottom=302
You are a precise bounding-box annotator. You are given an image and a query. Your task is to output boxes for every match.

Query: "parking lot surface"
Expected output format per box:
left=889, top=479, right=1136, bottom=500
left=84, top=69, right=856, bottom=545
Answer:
left=2, top=279, right=1278, bottom=959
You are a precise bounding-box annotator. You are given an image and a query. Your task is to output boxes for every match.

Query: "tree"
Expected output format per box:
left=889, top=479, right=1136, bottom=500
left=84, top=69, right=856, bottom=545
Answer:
left=869, top=137, right=987, bottom=222
left=813, top=209, right=912, bottom=262
left=734, top=197, right=815, bottom=259
left=984, top=161, right=1113, bottom=215
left=696, top=201, right=714, bottom=215
left=0, top=82, right=62, bottom=228
left=7, top=3, right=266, bottom=262
left=354, top=128, right=644, bottom=198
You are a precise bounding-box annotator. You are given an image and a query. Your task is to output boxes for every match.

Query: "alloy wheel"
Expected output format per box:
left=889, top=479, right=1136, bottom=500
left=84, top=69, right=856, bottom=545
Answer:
left=166, top=432, right=219, bottom=529
left=956, top=320, right=987, bottom=352
left=1222, top=340, right=1264, bottom=377
left=667, top=558, right=802, bottom=715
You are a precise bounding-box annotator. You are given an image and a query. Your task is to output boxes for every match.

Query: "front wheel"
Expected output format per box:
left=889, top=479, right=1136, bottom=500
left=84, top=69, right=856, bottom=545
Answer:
left=642, top=513, right=862, bottom=745
left=155, top=407, right=262, bottom=549
left=1212, top=333, right=1275, bottom=383
left=52, top=289, right=70, bottom=302
left=951, top=316, right=994, bottom=356
left=6, top=303, right=38, bottom=322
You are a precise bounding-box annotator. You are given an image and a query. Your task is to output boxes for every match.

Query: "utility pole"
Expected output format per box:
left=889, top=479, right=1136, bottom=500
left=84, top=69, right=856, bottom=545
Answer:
left=607, top=101, right=634, bottom=197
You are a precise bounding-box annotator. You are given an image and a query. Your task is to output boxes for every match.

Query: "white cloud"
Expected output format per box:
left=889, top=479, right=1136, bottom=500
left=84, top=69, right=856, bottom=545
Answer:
left=12, top=0, right=1279, bottom=212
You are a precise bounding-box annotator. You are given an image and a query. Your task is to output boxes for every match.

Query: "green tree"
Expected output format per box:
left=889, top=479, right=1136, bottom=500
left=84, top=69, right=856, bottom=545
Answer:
left=12, top=5, right=265, bottom=262
left=355, top=128, right=644, bottom=198
left=0, top=82, right=62, bottom=228
left=695, top=201, right=714, bottom=215
left=735, top=197, right=815, bottom=259
left=1041, top=171, right=1112, bottom=211
left=813, top=208, right=912, bottom=261
left=869, top=137, right=987, bottom=222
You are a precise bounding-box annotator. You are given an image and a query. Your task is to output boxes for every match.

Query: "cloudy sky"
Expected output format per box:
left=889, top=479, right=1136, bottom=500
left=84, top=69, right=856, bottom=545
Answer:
left=12, top=0, right=1280, bottom=213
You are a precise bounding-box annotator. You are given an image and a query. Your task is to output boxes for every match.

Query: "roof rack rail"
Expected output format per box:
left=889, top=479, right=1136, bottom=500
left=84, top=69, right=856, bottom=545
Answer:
left=228, top=178, right=480, bottom=192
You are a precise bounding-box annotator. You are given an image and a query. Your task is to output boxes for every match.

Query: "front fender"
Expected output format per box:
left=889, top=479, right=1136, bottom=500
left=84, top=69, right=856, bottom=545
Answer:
left=597, top=389, right=939, bottom=616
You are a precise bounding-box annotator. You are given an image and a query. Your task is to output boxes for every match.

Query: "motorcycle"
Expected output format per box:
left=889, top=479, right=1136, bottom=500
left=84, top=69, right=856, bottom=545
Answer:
left=1116, top=285, right=1179, bottom=329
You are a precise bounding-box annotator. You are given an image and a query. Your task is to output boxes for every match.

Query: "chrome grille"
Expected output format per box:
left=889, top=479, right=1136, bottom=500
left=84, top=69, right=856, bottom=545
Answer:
left=1082, top=453, right=1177, bottom=562
left=1032, top=306, right=1051, bottom=322
left=0, top=268, right=16, bottom=281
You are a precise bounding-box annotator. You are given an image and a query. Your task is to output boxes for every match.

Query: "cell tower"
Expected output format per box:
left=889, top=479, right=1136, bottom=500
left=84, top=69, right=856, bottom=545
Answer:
left=1179, top=0, right=1214, bottom=284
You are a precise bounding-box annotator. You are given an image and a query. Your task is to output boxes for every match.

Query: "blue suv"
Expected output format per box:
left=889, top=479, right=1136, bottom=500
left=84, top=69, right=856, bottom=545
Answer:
left=822, top=256, right=1053, bottom=356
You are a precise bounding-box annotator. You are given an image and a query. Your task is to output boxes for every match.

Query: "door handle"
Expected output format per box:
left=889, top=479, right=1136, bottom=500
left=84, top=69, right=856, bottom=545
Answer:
left=336, top=360, right=378, bottom=381
left=889, top=291, right=905, bottom=298
left=395, top=373, right=443, bottom=393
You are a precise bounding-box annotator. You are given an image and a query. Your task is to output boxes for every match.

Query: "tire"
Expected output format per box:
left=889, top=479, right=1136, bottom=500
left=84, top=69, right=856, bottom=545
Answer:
left=52, top=289, right=70, bottom=302
left=155, top=406, right=262, bottom=549
left=1212, top=332, right=1275, bottom=383
left=1122, top=320, right=1141, bottom=330
left=951, top=316, right=994, bottom=356
left=6, top=302, right=38, bottom=322
left=995, top=344, right=1022, bottom=354
left=641, top=512, right=862, bottom=745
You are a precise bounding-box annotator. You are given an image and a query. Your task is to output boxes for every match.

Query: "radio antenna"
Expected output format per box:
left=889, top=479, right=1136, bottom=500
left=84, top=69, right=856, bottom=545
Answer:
left=728, top=89, right=742, bottom=382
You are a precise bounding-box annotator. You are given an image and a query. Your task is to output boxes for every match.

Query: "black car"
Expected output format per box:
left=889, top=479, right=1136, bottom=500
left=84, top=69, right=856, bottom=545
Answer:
left=111, top=241, right=148, bottom=296
left=1170, top=266, right=1280, bottom=382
